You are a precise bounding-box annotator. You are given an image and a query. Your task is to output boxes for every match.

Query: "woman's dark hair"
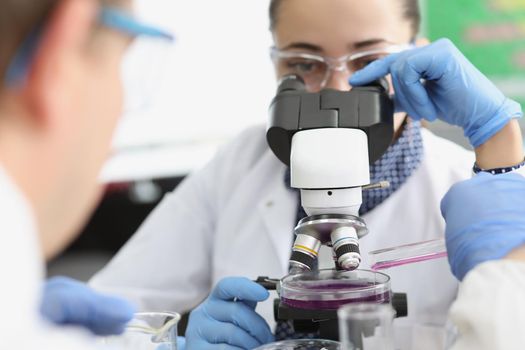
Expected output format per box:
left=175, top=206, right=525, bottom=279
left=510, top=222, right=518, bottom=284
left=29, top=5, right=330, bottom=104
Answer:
left=269, top=0, right=421, bottom=35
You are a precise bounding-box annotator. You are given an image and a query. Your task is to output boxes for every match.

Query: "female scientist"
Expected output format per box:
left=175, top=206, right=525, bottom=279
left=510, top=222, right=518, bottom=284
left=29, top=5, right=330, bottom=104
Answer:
left=89, top=0, right=524, bottom=347
left=181, top=35, right=525, bottom=349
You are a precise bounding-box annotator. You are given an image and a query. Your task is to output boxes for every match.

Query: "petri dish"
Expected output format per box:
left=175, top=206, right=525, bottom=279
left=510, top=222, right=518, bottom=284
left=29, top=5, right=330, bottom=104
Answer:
left=254, top=339, right=342, bottom=350
left=279, top=269, right=391, bottom=310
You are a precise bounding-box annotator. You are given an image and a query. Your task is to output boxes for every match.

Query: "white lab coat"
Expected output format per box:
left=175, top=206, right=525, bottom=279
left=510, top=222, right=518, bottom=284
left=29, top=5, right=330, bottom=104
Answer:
left=91, top=125, right=475, bottom=348
left=449, top=260, right=525, bottom=350
left=0, top=165, right=100, bottom=350
left=0, top=156, right=520, bottom=350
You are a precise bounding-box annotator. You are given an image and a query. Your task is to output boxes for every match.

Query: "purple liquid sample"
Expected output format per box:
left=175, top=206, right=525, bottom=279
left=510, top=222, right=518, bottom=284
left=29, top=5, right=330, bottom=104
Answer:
left=371, top=251, right=448, bottom=271
left=281, top=282, right=391, bottom=310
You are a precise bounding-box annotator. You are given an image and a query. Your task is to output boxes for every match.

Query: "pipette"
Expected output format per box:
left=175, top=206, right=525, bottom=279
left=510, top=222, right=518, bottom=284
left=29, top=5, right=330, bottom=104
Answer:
left=369, top=238, right=447, bottom=270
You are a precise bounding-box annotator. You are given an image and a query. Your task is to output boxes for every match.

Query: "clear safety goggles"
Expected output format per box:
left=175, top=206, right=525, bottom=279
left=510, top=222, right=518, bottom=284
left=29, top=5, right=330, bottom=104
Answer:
left=5, top=6, right=174, bottom=114
left=270, top=44, right=413, bottom=91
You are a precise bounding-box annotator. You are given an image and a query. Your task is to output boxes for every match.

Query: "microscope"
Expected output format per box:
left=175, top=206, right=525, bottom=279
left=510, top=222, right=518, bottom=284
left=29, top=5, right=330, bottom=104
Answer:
left=259, top=75, right=407, bottom=341
left=267, top=74, right=394, bottom=273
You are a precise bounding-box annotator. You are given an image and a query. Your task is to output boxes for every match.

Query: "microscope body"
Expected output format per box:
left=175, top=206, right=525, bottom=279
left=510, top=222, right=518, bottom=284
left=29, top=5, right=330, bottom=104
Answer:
left=267, top=75, right=394, bottom=272
left=261, top=76, right=408, bottom=341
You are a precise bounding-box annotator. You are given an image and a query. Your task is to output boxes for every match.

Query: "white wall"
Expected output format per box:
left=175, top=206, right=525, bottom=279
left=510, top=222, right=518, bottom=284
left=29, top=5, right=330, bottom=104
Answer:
left=101, top=0, right=275, bottom=182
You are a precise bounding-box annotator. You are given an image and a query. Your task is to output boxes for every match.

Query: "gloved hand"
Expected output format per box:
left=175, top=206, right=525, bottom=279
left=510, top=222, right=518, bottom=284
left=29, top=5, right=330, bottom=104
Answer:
left=177, top=336, right=186, bottom=350
left=441, top=172, right=525, bottom=281
left=349, top=38, right=522, bottom=147
left=41, top=276, right=136, bottom=335
left=185, top=277, right=274, bottom=349
left=156, top=337, right=186, bottom=350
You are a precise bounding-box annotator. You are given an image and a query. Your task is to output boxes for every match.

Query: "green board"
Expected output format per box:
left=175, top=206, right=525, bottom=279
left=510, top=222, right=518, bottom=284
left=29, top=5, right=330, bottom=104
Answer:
left=426, top=0, right=525, bottom=103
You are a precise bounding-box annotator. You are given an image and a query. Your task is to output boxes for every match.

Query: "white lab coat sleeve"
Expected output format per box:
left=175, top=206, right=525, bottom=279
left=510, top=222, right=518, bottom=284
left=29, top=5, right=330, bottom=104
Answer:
left=89, top=126, right=267, bottom=314
left=20, top=321, right=104, bottom=350
left=449, top=260, right=525, bottom=350
left=90, top=169, right=216, bottom=313
left=0, top=164, right=107, bottom=349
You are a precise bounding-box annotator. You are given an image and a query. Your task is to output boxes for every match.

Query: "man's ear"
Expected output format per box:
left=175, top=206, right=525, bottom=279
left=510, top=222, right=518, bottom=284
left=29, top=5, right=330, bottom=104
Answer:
left=23, top=0, right=98, bottom=127
left=415, top=37, right=430, bottom=48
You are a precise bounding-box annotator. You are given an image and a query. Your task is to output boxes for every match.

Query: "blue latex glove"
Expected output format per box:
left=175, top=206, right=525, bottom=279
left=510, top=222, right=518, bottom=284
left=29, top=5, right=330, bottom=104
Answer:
left=177, top=337, right=186, bottom=350
left=41, top=276, right=136, bottom=335
left=441, top=172, right=525, bottom=281
left=156, top=337, right=186, bottom=350
left=185, top=277, right=274, bottom=350
left=350, top=38, right=522, bottom=147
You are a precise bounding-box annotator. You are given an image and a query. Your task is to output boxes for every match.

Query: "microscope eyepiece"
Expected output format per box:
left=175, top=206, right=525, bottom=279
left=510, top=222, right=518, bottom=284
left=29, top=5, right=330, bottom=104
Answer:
left=277, top=74, right=306, bottom=94
left=366, top=77, right=390, bottom=93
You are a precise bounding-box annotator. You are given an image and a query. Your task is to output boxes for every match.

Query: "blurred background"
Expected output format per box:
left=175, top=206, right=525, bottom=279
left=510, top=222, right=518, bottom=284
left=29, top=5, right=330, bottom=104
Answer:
left=47, top=0, right=525, bottom=281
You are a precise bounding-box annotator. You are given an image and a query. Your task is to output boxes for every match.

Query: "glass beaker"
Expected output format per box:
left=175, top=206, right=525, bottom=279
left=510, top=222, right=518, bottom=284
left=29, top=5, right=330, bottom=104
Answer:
left=254, top=339, right=342, bottom=350
left=103, top=311, right=180, bottom=350
left=279, top=269, right=392, bottom=310
left=338, top=303, right=395, bottom=350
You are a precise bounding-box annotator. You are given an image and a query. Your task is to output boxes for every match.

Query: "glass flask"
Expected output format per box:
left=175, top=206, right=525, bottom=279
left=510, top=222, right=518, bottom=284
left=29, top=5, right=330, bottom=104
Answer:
left=338, top=303, right=395, bottom=350
left=102, top=311, right=180, bottom=350
left=254, top=339, right=342, bottom=350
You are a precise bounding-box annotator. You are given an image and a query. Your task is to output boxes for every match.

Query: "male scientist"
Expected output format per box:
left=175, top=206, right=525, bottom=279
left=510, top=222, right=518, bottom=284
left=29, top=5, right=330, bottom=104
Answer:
left=0, top=0, right=172, bottom=347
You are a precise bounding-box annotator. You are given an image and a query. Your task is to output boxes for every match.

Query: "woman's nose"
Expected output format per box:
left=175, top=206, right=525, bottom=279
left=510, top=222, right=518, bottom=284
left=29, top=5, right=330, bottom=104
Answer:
left=323, top=68, right=352, bottom=91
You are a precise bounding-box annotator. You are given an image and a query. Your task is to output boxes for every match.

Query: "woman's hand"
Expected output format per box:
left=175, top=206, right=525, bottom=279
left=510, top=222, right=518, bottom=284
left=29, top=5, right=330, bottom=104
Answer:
left=185, top=277, right=274, bottom=350
left=350, top=38, right=522, bottom=148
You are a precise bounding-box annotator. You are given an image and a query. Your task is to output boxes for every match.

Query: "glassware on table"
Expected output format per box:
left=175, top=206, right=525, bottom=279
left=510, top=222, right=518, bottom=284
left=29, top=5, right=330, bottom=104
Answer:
left=254, top=339, right=342, bottom=350
left=338, top=303, right=395, bottom=350
left=102, top=311, right=180, bottom=350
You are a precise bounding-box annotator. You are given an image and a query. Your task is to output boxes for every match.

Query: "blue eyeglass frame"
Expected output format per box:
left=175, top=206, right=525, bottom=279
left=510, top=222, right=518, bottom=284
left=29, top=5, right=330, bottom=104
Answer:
left=5, top=6, right=174, bottom=87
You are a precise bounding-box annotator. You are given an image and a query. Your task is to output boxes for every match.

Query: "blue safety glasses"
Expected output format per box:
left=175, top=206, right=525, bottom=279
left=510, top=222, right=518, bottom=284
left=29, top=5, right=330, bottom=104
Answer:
left=5, top=6, right=174, bottom=88
left=100, top=7, right=174, bottom=41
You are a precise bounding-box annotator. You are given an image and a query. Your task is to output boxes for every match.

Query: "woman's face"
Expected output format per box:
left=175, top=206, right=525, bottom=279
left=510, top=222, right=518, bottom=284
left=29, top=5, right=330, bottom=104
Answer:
left=272, top=0, right=415, bottom=129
